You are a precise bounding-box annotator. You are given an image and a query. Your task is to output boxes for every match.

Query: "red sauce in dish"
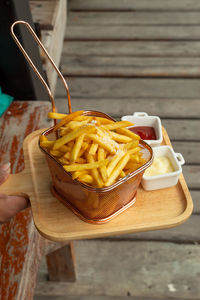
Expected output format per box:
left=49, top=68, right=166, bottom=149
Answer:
left=129, top=126, right=156, bottom=140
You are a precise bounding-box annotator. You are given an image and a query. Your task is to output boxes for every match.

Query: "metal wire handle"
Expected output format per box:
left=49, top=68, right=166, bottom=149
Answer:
left=10, top=20, right=72, bottom=114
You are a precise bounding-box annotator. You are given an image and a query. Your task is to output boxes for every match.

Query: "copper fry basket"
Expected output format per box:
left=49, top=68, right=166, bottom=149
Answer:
left=11, top=21, right=153, bottom=224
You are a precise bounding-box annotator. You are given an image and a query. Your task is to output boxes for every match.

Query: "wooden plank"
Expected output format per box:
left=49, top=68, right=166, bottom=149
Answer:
left=44, top=240, right=68, bottom=255
left=161, top=120, right=200, bottom=141
left=55, top=98, right=200, bottom=118
left=35, top=240, right=200, bottom=298
left=69, top=11, right=200, bottom=25
left=167, top=142, right=200, bottom=164
left=46, top=242, right=76, bottom=282
left=40, top=0, right=67, bottom=95
left=109, top=214, right=200, bottom=243
left=30, top=0, right=57, bottom=28
left=62, top=40, right=200, bottom=57
left=35, top=296, right=181, bottom=300
left=0, top=102, right=52, bottom=172
left=61, top=56, right=200, bottom=77
left=69, top=0, right=200, bottom=11
left=183, top=165, right=200, bottom=189
left=65, top=25, right=200, bottom=40
left=56, top=78, right=200, bottom=99
left=190, top=190, right=200, bottom=213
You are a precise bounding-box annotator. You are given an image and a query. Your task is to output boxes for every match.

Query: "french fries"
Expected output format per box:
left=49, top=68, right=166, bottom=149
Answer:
left=48, top=112, right=68, bottom=119
left=63, top=159, right=108, bottom=172
left=40, top=111, right=147, bottom=188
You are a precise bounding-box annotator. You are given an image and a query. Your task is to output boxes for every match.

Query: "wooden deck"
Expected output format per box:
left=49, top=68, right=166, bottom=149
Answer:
left=34, top=0, right=200, bottom=299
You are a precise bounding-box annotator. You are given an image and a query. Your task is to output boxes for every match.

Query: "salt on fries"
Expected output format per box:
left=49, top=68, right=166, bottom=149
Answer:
left=40, top=111, right=146, bottom=188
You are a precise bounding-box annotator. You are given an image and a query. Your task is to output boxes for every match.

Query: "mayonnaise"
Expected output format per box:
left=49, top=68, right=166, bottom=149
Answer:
left=145, top=156, right=174, bottom=176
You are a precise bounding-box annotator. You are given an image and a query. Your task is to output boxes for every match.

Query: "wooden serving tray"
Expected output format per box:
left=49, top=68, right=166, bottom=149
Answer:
left=0, top=127, right=193, bottom=242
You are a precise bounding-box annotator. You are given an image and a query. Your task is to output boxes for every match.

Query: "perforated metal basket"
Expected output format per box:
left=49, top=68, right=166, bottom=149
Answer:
left=39, top=111, right=153, bottom=224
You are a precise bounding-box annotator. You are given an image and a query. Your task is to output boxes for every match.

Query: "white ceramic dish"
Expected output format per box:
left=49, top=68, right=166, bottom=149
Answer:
left=121, top=112, right=163, bottom=147
left=141, top=145, right=185, bottom=191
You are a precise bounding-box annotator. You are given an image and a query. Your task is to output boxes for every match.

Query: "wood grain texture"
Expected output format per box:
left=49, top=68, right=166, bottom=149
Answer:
left=46, top=242, right=76, bottom=282
left=69, top=0, right=200, bottom=11
left=182, top=165, right=200, bottom=189
left=0, top=128, right=193, bottom=242
left=56, top=98, right=200, bottom=118
left=171, top=142, right=200, bottom=164
left=69, top=11, right=200, bottom=25
left=35, top=296, right=182, bottom=300
left=189, top=191, right=200, bottom=213
left=106, top=214, right=200, bottom=242
left=35, top=240, right=200, bottom=299
left=0, top=101, right=51, bottom=300
left=56, top=77, right=200, bottom=99
left=63, top=40, right=200, bottom=57
left=61, top=56, right=200, bottom=77
left=40, top=0, right=67, bottom=95
left=30, top=0, right=57, bottom=29
left=30, top=0, right=67, bottom=96
left=160, top=120, right=200, bottom=141
left=63, top=56, right=200, bottom=77
left=65, top=25, right=200, bottom=40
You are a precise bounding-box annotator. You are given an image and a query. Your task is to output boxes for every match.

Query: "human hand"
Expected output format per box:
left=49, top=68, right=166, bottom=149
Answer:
left=0, top=163, right=30, bottom=224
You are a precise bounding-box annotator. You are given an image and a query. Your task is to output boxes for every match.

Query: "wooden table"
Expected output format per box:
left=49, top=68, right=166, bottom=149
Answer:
left=0, top=101, right=75, bottom=300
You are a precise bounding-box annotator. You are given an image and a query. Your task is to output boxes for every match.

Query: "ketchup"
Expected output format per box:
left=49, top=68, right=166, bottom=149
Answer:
left=129, top=126, right=156, bottom=140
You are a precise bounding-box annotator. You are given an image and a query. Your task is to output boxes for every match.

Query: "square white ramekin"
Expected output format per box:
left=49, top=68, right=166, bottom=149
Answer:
left=141, top=145, right=185, bottom=191
left=121, top=112, right=163, bottom=147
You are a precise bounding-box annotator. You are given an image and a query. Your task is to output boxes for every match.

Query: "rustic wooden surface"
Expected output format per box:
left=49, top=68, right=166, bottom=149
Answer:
left=34, top=0, right=200, bottom=299
left=30, top=0, right=67, bottom=95
left=46, top=242, right=76, bottom=282
left=0, top=102, right=76, bottom=300
left=0, top=102, right=51, bottom=300
left=36, top=240, right=200, bottom=299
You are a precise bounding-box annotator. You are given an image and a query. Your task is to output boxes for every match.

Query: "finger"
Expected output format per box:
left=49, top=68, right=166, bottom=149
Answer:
left=8, top=195, right=30, bottom=211
left=0, top=194, right=30, bottom=224
left=0, top=193, right=30, bottom=209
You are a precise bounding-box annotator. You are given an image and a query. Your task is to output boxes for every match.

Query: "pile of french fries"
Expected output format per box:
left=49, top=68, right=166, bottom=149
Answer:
left=39, top=110, right=146, bottom=188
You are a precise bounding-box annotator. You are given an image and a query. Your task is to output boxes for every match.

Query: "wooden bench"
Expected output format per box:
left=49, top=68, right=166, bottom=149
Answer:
left=0, top=101, right=75, bottom=300
left=33, top=1, right=200, bottom=299
left=30, top=0, right=67, bottom=95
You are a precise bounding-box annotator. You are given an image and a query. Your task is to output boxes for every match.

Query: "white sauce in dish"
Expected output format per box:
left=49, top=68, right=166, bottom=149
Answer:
left=145, top=156, right=174, bottom=176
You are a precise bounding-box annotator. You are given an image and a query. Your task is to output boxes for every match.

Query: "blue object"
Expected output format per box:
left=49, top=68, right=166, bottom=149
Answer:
left=0, top=87, right=13, bottom=117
